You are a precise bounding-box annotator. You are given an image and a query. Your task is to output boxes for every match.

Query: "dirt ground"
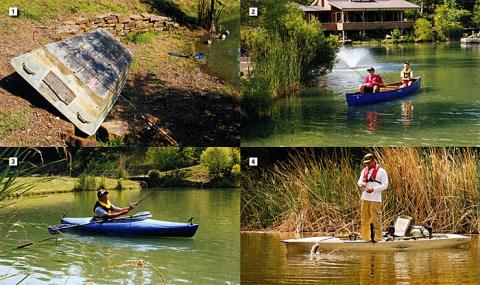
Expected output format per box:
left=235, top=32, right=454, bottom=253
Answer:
left=0, top=16, right=239, bottom=147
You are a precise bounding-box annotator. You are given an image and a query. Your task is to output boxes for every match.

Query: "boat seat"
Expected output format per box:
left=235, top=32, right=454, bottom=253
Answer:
left=393, top=215, right=413, bottom=237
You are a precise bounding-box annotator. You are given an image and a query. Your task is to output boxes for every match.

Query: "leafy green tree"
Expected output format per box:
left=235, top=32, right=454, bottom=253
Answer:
left=473, top=2, right=480, bottom=28
left=146, top=148, right=181, bottom=171
left=200, top=147, right=233, bottom=178
left=414, top=18, right=435, bottom=41
left=434, top=4, right=470, bottom=40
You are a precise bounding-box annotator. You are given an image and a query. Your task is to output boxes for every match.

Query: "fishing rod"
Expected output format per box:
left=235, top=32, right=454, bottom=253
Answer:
left=119, top=95, right=177, bottom=146
left=132, top=190, right=155, bottom=208
left=338, top=58, right=366, bottom=79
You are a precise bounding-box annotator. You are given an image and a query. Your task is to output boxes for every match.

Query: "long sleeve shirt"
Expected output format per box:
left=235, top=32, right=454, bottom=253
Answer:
left=357, top=167, right=389, bottom=202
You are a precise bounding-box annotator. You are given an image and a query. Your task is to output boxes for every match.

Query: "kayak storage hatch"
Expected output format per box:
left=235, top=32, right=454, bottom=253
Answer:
left=60, top=217, right=199, bottom=238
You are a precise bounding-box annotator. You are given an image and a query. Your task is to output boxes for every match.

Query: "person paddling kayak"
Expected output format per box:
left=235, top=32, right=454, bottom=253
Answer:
left=357, top=153, right=389, bottom=242
left=93, top=189, right=136, bottom=221
left=359, top=67, right=384, bottom=94
left=400, top=61, right=414, bottom=88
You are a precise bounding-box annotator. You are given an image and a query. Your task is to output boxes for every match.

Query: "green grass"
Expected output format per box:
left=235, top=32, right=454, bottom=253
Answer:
left=124, top=30, right=161, bottom=44
left=0, top=109, right=29, bottom=137
left=150, top=164, right=211, bottom=183
left=9, top=176, right=141, bottom=197
left=0, top=0, right=148, bottom=22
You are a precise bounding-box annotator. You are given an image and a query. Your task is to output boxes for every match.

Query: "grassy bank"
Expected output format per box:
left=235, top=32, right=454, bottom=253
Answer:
left=148, top=164, right=240, bottom=188
left=7, top=176, right=141, bottom=198
left=241, top=148, right=479, bottom=234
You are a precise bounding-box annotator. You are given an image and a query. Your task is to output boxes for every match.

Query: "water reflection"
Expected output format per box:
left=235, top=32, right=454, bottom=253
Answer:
left=242, top=43, right=480, bottom=146
left=241, top=232, right=480, bottom=285
left=0, top=189, right=240, bottom=285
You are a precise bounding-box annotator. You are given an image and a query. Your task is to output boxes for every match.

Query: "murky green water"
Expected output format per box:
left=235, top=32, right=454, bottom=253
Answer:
left=242, top=43, right=480, bottom=146
left=0, top=188, right=239, bottom=285
left=241, top=232, right=480, bottom=285
left=197, top=13, right=240, bottom=87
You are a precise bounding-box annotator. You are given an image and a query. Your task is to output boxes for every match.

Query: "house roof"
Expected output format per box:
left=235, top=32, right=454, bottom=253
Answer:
left=299, top=5, right=331, bottom=12
left=327, top=0, right=420, bottom=11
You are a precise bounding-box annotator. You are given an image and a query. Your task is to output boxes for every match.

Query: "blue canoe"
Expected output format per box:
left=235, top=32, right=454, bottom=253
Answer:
left=60, top=217, right=199, bottom=238
left=346, top=77, right=421, bottom=106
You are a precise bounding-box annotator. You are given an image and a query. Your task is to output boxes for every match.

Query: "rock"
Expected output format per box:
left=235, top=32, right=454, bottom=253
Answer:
left=98, top=120, right=130, bottom=140
left=63, top=20, right=76, bottom=25
left=150, top=15, right=168, bottom=22
left=75, top=17, right=89, bottom=25
left=117, top=14, right=131, bottom=23
left=130, top=14, right=143, bottom=21
left=125, top=21, right=136, bottom=28
left=56, top=25, right=80, bottom=35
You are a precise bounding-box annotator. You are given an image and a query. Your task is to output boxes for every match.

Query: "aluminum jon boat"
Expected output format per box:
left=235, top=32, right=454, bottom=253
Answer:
left=346, top=77, right=421, bottom=106
left=283, top=234, right=470, bottom=254
left=11, top=29, right=132, bottom=136
left=60, top=217, right=199, bottom=238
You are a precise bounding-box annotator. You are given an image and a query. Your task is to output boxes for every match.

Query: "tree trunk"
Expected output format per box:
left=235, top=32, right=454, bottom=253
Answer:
left=209, top=0, right=217, bottom=35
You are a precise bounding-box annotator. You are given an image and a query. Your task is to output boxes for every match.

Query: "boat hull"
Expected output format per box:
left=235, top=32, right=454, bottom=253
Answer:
left=346, top=77, right=421, bottom=106
left=60, top=217, right=199, bottom=238
left=283, top=234, right=470, bottom=254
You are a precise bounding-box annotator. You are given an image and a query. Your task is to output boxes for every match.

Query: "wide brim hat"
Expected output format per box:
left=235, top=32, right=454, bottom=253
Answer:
left=362, top=153, right=375, bottom=164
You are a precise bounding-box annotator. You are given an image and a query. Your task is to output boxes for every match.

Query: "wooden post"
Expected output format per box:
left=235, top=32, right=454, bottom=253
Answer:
left=342, top=30, right=346, bottom=43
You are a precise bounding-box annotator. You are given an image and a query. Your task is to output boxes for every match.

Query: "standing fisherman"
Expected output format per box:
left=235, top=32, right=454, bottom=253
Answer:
left=357, top=153, right=389, bottom=241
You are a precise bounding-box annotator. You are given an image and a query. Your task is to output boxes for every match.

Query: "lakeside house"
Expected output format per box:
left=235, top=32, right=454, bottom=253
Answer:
left=299, top=0, right=420, bottom=41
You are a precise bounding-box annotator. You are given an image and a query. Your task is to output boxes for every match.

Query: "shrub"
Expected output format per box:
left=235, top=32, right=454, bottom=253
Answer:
left=73, top=174, right=97, bottom=192
left=200, top=147, right=232, bottom=178
left=391, top=29, right=401, bottom=43
left=98, top=176, right=106, bottom=189
left=148, top=169, right=161, bottom=179
left=414, top=18, right=434, bottom=42
left=124, top=31, right=160, bottom=44
left=115, top=178, right=124, bottom=191
left=240, top=0, right=338, bottom=119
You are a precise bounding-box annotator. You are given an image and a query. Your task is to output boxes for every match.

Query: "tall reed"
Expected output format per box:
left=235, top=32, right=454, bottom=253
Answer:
left=241, top=148, right=479, bottom=234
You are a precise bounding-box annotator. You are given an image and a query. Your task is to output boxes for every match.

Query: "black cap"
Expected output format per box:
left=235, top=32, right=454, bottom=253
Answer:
left=404, top=61, right=410, bottom=65
left=97, top=189, right=109, bottom=198
left=367, top=67, right=375, bottom=72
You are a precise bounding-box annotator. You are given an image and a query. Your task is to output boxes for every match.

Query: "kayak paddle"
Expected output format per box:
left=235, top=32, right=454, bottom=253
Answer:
left=47, top=211, right=152, bottom=235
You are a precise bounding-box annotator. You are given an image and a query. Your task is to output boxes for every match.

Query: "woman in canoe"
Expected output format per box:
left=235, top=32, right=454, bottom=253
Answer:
left=359, top=67, right=384, bottom=94
left=357, top=153, right=389, bottom=242
left=400, top=61, right=414, bottom=88
left=93, top=189, right=136, bottom=221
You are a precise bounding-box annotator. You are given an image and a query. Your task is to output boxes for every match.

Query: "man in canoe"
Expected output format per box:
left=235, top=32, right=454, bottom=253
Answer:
left=357, top=153, right=389, bottom=242
left=400, top=61, right=413, bottom=88
left=93, top=189, right=136, bottom=221
left=359, top=67, right=384, bottom=94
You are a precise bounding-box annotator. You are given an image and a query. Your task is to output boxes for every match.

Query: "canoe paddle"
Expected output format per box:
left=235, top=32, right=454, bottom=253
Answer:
left=47, top=211, right=152, bottom=235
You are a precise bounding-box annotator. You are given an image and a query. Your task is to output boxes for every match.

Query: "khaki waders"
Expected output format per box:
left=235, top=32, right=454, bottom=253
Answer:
left=360, top=200, right=382, bottom=241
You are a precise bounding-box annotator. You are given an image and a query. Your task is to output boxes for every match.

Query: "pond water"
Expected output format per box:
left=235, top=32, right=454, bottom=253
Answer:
left=196, top=12, right=240, bottom=88
left=0, top=188, right=239, bottom=285
left=242, top=43, right=480, bottom=146
left=241, top=232, right=480, bottom=285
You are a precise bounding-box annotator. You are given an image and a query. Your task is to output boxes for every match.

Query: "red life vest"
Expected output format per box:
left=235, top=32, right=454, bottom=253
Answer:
left=363, top=165, right=380, bottom=184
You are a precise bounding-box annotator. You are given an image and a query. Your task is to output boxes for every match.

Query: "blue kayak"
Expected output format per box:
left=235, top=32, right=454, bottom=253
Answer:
left=60, top=217, right=199, bottom=238
left=346, top=77, right=421, bottom=106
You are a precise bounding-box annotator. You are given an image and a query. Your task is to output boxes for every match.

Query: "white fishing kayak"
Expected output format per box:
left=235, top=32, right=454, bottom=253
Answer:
left=283, top=234, right=471, bottom=254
